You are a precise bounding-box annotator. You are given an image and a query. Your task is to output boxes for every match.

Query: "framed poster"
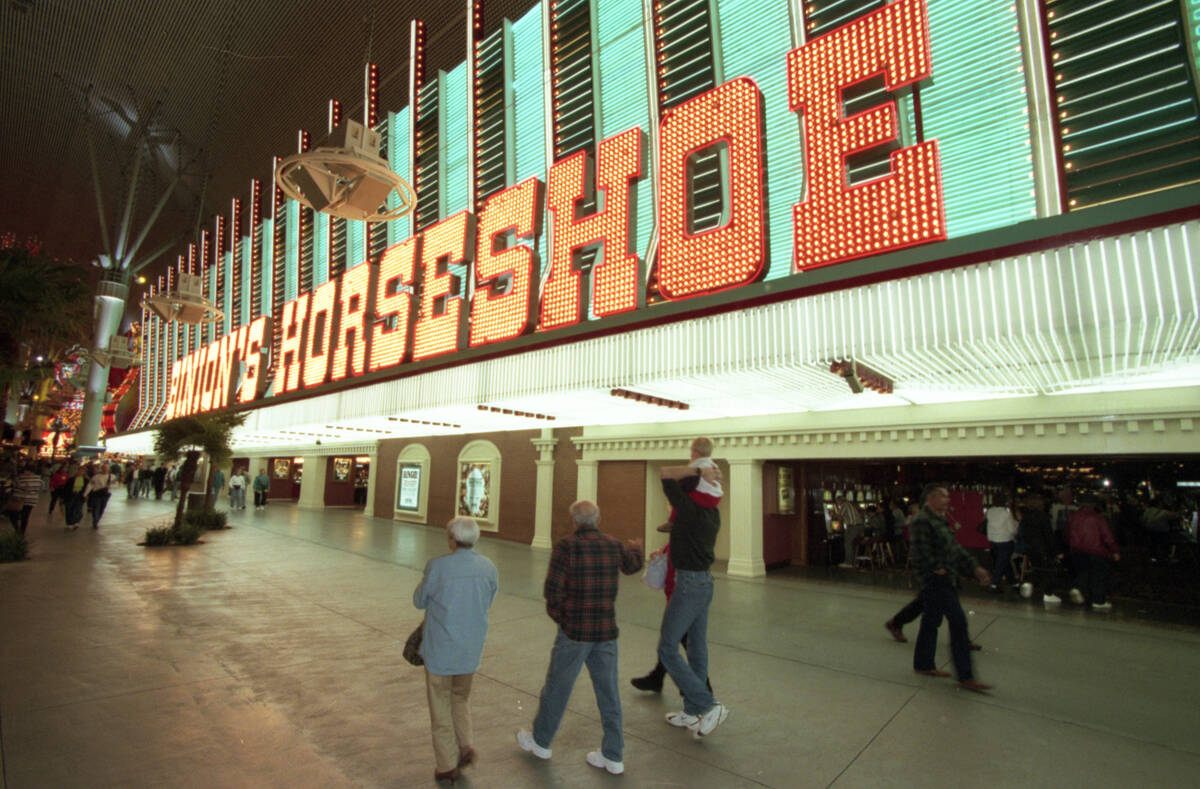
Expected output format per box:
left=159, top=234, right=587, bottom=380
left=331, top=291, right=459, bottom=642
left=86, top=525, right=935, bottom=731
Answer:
left=777, top=465, right=796, bottom=514
left=273, top=458, right=290, bottom=479
left=396, top=463, right=422, bottom=512
left=458, top=462, right=491, bottom=519
left=332, top=457, right=351, bottom=481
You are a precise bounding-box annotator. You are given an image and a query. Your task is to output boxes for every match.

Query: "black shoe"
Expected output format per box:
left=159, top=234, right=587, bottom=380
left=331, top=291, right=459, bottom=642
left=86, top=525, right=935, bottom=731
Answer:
left=631, top=673, right=664, bottom=692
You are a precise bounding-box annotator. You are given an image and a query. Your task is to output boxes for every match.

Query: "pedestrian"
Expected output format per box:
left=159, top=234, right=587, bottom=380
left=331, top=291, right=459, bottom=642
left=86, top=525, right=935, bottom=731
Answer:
left=631, top=450, right=723, bottom=693
left=228, top=467, right=247, bottom=510
left=167, top=464, right=179, bottom=500
left=85, top=463, right=115, bottom=529
left=63, top=465, right=89, bottom=529
left=1017, top=492, right=1062, bottom=603
left=210, top=465, right=226, bottom=502
left=656, top=437, right=729, bottom=739
left=1067, top=495, right=1120, bottom=611
left=835, top=493, right=865, bottom=567
left=253, top=467, right=270, bottom=509
left=124, top=464, right=138, bottom=499
left=984, top=492, right=1020, bottom=592
left=413, top=517, right=498, bottom=784
left=136, top=465, right=153, bottom=498
left=909, top=483, right=993, bottom=692
left=47, top=465, right=69, bottom=518
left=517, top=500, right=643, bottom=775
left=8, top=463, right=42, bottom=537
left=152, top=464, right=167, bottom=499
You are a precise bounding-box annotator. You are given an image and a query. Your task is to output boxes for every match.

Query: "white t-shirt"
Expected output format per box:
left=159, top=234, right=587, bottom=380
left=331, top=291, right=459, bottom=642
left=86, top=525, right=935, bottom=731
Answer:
left=229, top=473, right=246, bottom=489
left=985, top=506, right=1019, bottom=542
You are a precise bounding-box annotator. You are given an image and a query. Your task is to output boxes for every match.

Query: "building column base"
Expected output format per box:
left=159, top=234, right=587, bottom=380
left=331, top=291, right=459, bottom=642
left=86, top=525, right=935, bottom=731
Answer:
left=726, top=557, right=766, bottom=578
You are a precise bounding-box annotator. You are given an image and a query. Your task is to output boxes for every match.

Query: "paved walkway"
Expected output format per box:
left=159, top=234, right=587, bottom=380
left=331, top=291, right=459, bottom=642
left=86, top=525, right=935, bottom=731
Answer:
left=2, top=494, right=1199, bottom=788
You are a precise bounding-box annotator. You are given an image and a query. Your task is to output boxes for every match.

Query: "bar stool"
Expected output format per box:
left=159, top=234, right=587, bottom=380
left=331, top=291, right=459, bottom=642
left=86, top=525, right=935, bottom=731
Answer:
left=853, top=538, right=874, bottom=569
left=872, top=539, right=895, bottom=568
left=1011, top=552, right=1029, bottom=583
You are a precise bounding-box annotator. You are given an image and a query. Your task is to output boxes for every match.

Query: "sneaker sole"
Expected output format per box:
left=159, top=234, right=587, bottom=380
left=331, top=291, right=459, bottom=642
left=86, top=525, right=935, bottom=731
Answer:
left=694, top=705, right=729, bottom=738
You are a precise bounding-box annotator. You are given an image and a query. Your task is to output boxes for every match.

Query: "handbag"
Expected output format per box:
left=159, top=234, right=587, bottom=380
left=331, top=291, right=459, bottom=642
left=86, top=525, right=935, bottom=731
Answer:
left=403, top=620, right=425, bottom=666
left=642, top=553, right=668, bottom=590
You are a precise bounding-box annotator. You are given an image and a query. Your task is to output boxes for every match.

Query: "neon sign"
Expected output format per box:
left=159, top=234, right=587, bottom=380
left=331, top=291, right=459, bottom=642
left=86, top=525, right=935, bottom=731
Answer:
left=165, top=0, right=945, bottom=417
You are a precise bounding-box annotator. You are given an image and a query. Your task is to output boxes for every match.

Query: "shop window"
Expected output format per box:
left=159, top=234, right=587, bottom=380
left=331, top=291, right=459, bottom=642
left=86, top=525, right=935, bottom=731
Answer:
left=475, top=24, right=512, bottom=207
left=654, top=0, right=724, bottom=232
left=1042, top=0, right=1200, bottom=209
left=456, top=439, right=502, bottom=532
left=551, top=0, right=598, bottom=160
left=415, top=79, right=441, bottom=230
left=394, top=443, right=432, bottom=524
left=330, top=216, right=347, bottom=279
left=271, top=174, right=287, bottom=369
left=368, top=117, right=391, bottom=261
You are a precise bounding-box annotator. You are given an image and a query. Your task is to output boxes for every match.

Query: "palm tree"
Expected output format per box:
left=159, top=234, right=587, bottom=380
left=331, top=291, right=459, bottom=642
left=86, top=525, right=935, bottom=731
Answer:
left=0, top=246, right=93, bottom=423
left=152, top=412, right=247, bottom=529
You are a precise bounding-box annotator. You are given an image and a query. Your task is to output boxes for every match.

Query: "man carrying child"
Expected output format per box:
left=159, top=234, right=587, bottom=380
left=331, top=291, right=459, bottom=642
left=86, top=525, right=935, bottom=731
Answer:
left=656, top=437, right=729, bottom=739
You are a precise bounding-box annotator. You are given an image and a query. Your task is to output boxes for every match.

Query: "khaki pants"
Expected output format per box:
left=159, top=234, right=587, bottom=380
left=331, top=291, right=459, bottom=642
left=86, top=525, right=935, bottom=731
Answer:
left=425, top=670, right=474, bottom=772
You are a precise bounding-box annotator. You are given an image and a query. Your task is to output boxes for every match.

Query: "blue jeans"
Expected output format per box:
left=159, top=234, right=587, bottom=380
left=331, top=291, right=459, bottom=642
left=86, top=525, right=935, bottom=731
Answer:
left=532, top=629, right=623, bottom=762
left=657, top=569, right=715, bottom=716
left=230, top=487, right=245, bottom=509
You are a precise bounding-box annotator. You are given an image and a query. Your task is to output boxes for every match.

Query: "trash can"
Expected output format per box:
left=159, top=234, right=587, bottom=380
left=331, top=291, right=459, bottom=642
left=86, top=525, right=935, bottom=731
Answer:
left=186, top=491, right=207, bottom=512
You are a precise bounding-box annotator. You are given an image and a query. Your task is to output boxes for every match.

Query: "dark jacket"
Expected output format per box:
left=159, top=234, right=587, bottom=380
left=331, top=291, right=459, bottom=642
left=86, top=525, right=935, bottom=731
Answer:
left=909, top=506, right=979, bottom=587
left=663, top=479, right=720, bottom=571
left=1018, top=507, right=1054, bottom=557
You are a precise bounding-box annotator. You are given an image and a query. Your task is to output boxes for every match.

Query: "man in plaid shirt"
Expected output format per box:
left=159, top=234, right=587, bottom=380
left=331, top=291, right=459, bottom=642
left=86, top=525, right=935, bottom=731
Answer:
left=909, top=483, right=992, bottom=692
left=517, top=500, right=642, bottom=775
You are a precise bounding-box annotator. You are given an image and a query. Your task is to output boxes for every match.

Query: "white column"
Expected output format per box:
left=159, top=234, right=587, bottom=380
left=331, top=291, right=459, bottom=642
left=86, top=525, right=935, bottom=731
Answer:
left=364, top=451, right=379, bottom=516
left=576, top=458, right=598, bottom=504
left=297, top=455, right=327, bottom=510
left=531, top=434, right=558, bottom=549
left=726, top=458, right=766, bottom=578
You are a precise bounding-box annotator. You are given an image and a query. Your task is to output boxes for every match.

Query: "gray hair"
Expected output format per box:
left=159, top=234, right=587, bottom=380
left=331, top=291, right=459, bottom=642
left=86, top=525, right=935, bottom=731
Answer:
left=447, top=517, right=480, bottom=547
left=570, top=500, right=599, bottom=528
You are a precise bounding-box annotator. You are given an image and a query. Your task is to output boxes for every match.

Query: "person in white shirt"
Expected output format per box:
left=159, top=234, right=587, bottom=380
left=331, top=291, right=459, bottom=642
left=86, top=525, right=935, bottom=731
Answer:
left=984, top=493, right=1020, bottom=591
left=228, top=468, right=247, bottom=510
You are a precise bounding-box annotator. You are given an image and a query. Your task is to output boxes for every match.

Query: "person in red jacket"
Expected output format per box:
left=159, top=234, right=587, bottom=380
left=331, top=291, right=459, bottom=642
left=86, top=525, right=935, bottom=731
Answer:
left=1066, top=495, right=1120, bottom=611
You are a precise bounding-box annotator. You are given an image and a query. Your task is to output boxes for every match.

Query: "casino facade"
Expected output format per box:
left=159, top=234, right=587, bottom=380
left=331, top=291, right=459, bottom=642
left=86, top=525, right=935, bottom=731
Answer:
left=106, top=0, right=1200, bottom=575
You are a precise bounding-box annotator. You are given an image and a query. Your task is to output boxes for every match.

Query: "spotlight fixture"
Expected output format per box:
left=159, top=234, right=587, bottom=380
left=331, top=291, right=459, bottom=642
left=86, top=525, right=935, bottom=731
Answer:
left=829, top=359, right=893, bottom=394
left=275, top=119, right=415, bottom=222
left=141, top=273, right=223, bottom=325
left=610, top=388, right=690, bottom=410
left=477, top=405, right=556, bottom=420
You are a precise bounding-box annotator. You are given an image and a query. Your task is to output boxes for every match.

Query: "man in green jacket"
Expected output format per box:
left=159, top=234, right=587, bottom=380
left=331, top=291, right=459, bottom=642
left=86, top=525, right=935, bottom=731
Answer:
left=252, top=468, right=270, bottom=510
left=909, top=483, right=992, bottom=692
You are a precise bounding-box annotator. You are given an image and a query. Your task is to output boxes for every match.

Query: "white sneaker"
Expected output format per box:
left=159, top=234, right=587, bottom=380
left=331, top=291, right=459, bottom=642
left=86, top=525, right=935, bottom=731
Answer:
left=1069, top=588, right=1085, bottom=604
left=1043, top=593, right=1062, bottom=604
left=586, top=751, right=624, bottom=775
left=516, top=729, right=551, bottom=760
left=1019, top=582, right=1033, bottom=599
left=1092, top=602, right=1113, bottom=611
left=695, top=702, right=729, bottom=738
left=665, top=711, right=700, bottom=729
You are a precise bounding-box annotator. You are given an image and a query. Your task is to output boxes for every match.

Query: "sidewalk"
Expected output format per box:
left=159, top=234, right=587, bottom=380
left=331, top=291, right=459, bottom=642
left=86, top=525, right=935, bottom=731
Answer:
left=2, top=494, right=1199, bottom=788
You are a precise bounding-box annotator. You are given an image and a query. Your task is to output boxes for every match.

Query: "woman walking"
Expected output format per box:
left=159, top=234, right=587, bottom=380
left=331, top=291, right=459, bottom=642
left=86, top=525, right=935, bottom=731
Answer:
left=85, top=463, right=115, bottom=529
